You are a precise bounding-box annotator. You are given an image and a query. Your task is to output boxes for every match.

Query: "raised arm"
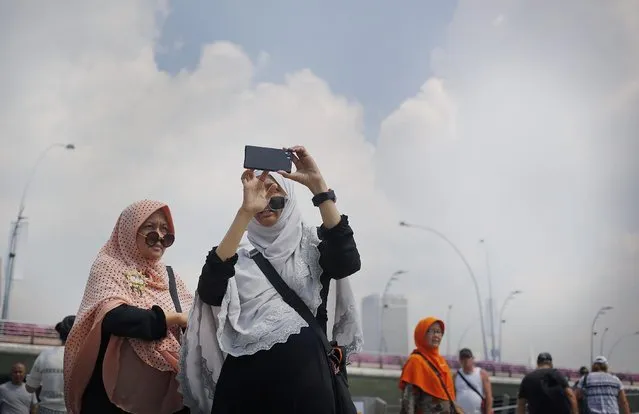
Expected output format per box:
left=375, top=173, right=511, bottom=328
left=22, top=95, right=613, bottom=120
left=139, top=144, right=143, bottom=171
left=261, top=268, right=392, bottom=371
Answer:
left=278, top=145, right=340, bottom=229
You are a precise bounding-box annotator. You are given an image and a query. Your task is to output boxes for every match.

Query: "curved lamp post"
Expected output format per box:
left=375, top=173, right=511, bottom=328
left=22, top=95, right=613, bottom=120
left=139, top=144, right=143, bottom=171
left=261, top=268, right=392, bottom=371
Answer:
left=2, top=143, right=75, bottom=319
left=498, top=289, right=522, bottom=362
left=590, top=306, right=613, bottom=363
left=399, top=221, right=489, bottom=361
left=599, top=327, right=609, bottom=356
left=379, top=270, right=407, bottom=367
left=608, top=331, right=639, bottom=363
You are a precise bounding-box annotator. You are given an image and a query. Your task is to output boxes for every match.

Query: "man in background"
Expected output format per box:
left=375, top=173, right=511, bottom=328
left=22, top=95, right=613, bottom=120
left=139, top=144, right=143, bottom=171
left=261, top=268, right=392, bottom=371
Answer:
left=0, top=363, right=34, bottom=414
left=575, top=356, right=630, bottom=414
left=453, top=348, right=493, bottom=414
left=26, top=315, right=75, bottom=414
left=516, top=352, right=577, bottom=414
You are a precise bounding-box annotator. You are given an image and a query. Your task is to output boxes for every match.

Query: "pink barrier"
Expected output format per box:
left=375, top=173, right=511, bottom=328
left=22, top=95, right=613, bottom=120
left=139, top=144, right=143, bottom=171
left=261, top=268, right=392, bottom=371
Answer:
left=0, top=320, right=636, bottom=385
left=349, top=352, right=637, bottom=385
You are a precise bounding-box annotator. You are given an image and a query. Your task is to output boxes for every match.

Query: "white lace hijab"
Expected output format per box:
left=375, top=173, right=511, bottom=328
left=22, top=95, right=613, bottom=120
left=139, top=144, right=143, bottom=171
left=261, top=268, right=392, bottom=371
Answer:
left=178, top=173, right=363, bottom=414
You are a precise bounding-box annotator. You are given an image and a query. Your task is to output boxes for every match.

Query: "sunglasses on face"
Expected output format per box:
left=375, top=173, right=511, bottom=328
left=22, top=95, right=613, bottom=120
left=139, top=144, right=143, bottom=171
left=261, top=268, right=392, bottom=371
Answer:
left=267, top=196, right=287, bottom=211
left=139, top=231, right=175, bottom=248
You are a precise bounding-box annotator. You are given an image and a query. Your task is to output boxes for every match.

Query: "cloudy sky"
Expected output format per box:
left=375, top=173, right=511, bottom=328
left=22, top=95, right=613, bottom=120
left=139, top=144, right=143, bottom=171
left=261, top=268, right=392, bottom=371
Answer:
left=1, top=1, right=637, bottom=371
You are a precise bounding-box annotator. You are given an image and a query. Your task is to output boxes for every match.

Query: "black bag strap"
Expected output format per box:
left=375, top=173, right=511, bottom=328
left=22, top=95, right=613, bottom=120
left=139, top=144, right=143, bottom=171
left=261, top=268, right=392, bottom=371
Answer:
left=165, top=266, right=182, bottom=313
left=251, top=251, right=333, bottom=355
left=413, top=352, right=458, bottom=413
left=456, top=369, right=485, bottom=401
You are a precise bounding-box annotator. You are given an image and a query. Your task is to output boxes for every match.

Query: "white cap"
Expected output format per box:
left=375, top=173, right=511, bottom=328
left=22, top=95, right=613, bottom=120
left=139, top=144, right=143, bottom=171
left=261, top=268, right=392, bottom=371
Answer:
left=593, top=355, right=608, bottom=365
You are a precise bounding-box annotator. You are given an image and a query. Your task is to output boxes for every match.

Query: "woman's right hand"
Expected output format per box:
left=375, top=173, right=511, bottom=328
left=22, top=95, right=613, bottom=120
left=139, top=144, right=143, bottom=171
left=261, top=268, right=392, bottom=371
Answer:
left=240, top=169, right=279, bottom=214
left=165, top=311, right=187, bottom=328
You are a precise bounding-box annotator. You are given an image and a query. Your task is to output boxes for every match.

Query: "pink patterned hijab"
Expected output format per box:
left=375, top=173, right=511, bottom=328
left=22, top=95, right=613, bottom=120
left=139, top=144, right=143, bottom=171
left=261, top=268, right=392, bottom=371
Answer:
left=63, top=200, right=193, bottom=414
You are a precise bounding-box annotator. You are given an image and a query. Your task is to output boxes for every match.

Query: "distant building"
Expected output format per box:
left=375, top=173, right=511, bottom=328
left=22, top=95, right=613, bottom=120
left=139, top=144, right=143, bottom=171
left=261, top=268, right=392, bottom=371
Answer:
left=361, top=293, right=409, bottom=356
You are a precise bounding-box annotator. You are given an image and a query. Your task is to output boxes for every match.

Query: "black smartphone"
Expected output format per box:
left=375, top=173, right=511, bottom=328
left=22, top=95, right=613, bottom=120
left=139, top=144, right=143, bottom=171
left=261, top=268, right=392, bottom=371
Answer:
left=244, top=145, right=293, bottom=173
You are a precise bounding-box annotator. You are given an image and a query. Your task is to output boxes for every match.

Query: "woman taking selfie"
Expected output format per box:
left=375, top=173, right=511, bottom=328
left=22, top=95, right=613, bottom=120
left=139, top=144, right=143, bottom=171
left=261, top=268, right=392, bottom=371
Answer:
left=179, top=146, right=363, bottom=414
left=400, top=317, right=460, bottom=414
left=64, top=200, right=194, bottom=414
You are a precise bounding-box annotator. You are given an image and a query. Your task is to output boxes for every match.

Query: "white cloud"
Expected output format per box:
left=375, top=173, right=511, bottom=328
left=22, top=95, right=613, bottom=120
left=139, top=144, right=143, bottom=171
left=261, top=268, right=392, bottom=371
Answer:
left=1, top=0, right=637, bottom=370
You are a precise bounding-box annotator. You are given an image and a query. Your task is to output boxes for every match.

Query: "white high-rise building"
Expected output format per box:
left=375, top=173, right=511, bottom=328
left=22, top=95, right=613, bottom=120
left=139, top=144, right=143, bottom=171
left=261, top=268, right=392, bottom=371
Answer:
left=361, top=293, right=409, bottom=355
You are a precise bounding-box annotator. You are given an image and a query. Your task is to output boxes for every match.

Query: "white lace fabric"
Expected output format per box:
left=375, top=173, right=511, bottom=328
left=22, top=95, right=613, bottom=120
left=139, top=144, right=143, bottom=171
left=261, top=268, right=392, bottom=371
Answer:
left=215, top=224, right=324, bottom=356
left=177, top=224, right=363, bottom=414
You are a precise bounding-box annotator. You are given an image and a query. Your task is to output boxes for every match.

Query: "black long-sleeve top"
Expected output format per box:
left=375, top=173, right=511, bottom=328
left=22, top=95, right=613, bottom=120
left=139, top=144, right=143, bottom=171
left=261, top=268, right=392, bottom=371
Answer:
left=80, top=304, right=168, bottom=413
left=197, top=215, right=361, bottom=333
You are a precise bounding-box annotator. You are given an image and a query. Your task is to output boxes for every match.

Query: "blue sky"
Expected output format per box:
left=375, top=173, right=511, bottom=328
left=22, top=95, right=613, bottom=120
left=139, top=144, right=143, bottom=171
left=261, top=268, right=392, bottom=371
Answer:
left=155, top=0, right=456, bottom=141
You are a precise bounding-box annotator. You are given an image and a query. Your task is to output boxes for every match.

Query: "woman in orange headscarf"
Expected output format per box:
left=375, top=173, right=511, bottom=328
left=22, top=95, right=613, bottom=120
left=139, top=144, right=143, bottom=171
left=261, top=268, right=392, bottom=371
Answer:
left=399, top=317, right=461, bottom=414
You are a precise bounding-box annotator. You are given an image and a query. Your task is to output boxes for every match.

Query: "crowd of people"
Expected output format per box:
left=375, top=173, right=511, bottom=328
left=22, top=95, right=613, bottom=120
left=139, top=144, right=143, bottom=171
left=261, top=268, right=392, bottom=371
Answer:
left=0, top=146, right=632, bottom=414
left=397, top=318, right=632, bottom=414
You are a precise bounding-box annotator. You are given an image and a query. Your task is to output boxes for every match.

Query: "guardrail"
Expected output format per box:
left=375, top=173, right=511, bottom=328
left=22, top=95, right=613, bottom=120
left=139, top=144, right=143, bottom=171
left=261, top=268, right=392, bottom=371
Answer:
left=0, top=320, right=61, bottom=346
left=1, top=319, right=638, bottom=388
left=350, top=352, right=639, bottom=385
left=384, top=391, right=639, bottom=414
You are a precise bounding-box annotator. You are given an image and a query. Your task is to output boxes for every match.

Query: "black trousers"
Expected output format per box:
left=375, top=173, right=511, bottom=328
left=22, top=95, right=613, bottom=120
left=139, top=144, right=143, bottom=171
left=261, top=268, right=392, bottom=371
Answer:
left=211, top=327, right=336, bottom=414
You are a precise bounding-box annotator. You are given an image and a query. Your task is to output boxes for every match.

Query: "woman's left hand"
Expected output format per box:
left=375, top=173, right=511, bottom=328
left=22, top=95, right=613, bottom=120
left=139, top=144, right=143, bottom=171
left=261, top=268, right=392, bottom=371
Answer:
left=278, top=146, right=328, bottom=195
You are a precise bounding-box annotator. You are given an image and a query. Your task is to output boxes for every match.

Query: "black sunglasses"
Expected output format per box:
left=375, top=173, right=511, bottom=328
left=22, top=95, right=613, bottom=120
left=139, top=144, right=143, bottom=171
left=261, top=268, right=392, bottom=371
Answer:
left=268, top=196, right=287, bottom=211
left=139, top=231, right=175, bottom=248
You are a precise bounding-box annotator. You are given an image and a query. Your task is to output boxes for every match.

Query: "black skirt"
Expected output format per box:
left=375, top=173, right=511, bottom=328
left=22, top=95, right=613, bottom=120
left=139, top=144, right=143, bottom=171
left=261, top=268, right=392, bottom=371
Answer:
left=211, top=326, right=336, bottom=414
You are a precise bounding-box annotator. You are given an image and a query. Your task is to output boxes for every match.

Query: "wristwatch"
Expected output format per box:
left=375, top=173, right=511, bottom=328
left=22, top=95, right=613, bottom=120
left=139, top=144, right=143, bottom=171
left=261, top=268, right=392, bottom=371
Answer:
left=312, top=189, right=336, bottom=207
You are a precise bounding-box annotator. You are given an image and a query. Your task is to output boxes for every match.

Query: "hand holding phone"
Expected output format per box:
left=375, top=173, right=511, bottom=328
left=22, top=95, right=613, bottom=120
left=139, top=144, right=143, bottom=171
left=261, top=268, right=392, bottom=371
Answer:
left=276, top=145, right=328, bottom=195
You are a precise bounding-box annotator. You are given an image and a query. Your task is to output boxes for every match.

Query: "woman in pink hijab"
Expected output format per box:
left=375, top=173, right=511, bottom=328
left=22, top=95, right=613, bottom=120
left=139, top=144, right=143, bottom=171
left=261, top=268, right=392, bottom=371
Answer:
left=63, top=200, right=194, bottom=414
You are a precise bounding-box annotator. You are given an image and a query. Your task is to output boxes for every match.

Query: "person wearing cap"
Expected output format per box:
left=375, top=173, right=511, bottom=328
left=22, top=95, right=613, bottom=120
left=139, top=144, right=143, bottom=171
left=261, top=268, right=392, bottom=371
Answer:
left=575, top=356, right=630, bottom=414
left=574, top=366, right=589, bottom=388
left=516, top=352, right=578, bottom=414
left=26, top=315, right=75, bottom=413
left=453, top=348, right=493, bottom=414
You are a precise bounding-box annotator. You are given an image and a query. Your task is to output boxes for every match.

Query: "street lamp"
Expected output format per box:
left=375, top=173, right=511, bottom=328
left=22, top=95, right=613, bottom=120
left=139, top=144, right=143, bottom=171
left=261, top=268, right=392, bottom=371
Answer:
left=590, top=306, right=613, bottom=363
left=498, top=289, right=522, bottom=362
left=379, top=270, right=407, bottom=367
left=478, top=239, right=497, bottom=361
left=399, top=221, right=489, bottom=362
left=608, top=331, right=639, bottom=363
left=1, top=143, right=75, bottom=319
left=599, top=327, right=609, bottom=356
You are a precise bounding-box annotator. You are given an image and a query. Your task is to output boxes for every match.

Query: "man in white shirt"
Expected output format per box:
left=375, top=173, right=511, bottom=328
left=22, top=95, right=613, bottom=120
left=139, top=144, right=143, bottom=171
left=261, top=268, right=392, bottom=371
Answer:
left=26, top=316, right=75, bottom=414
left=454, top=348, right=493, bottom=414
left=0, top=363, right=34, bottom=414
left=575, top=356, right=630, bottom=414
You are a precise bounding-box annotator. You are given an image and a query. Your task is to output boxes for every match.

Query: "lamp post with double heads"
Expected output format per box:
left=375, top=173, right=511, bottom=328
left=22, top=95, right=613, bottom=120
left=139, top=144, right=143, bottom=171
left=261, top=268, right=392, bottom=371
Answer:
left=590, top=306, right=613, bottom=363
left=608, top=331, right=639, bottom=363
left=498, top=289, right=522, bottom=362
left=378, top=270, right=407, bottom=367
left=1, top=143, right=75, bottom=319
left=399, top=221, right=489, bottom=362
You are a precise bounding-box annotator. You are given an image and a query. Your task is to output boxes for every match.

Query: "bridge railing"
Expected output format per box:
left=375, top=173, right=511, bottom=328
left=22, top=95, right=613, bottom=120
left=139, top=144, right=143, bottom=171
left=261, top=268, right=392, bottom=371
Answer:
left=349, top=352, right=639, bottom=385
left=0, top=320, right=61, bottom=346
